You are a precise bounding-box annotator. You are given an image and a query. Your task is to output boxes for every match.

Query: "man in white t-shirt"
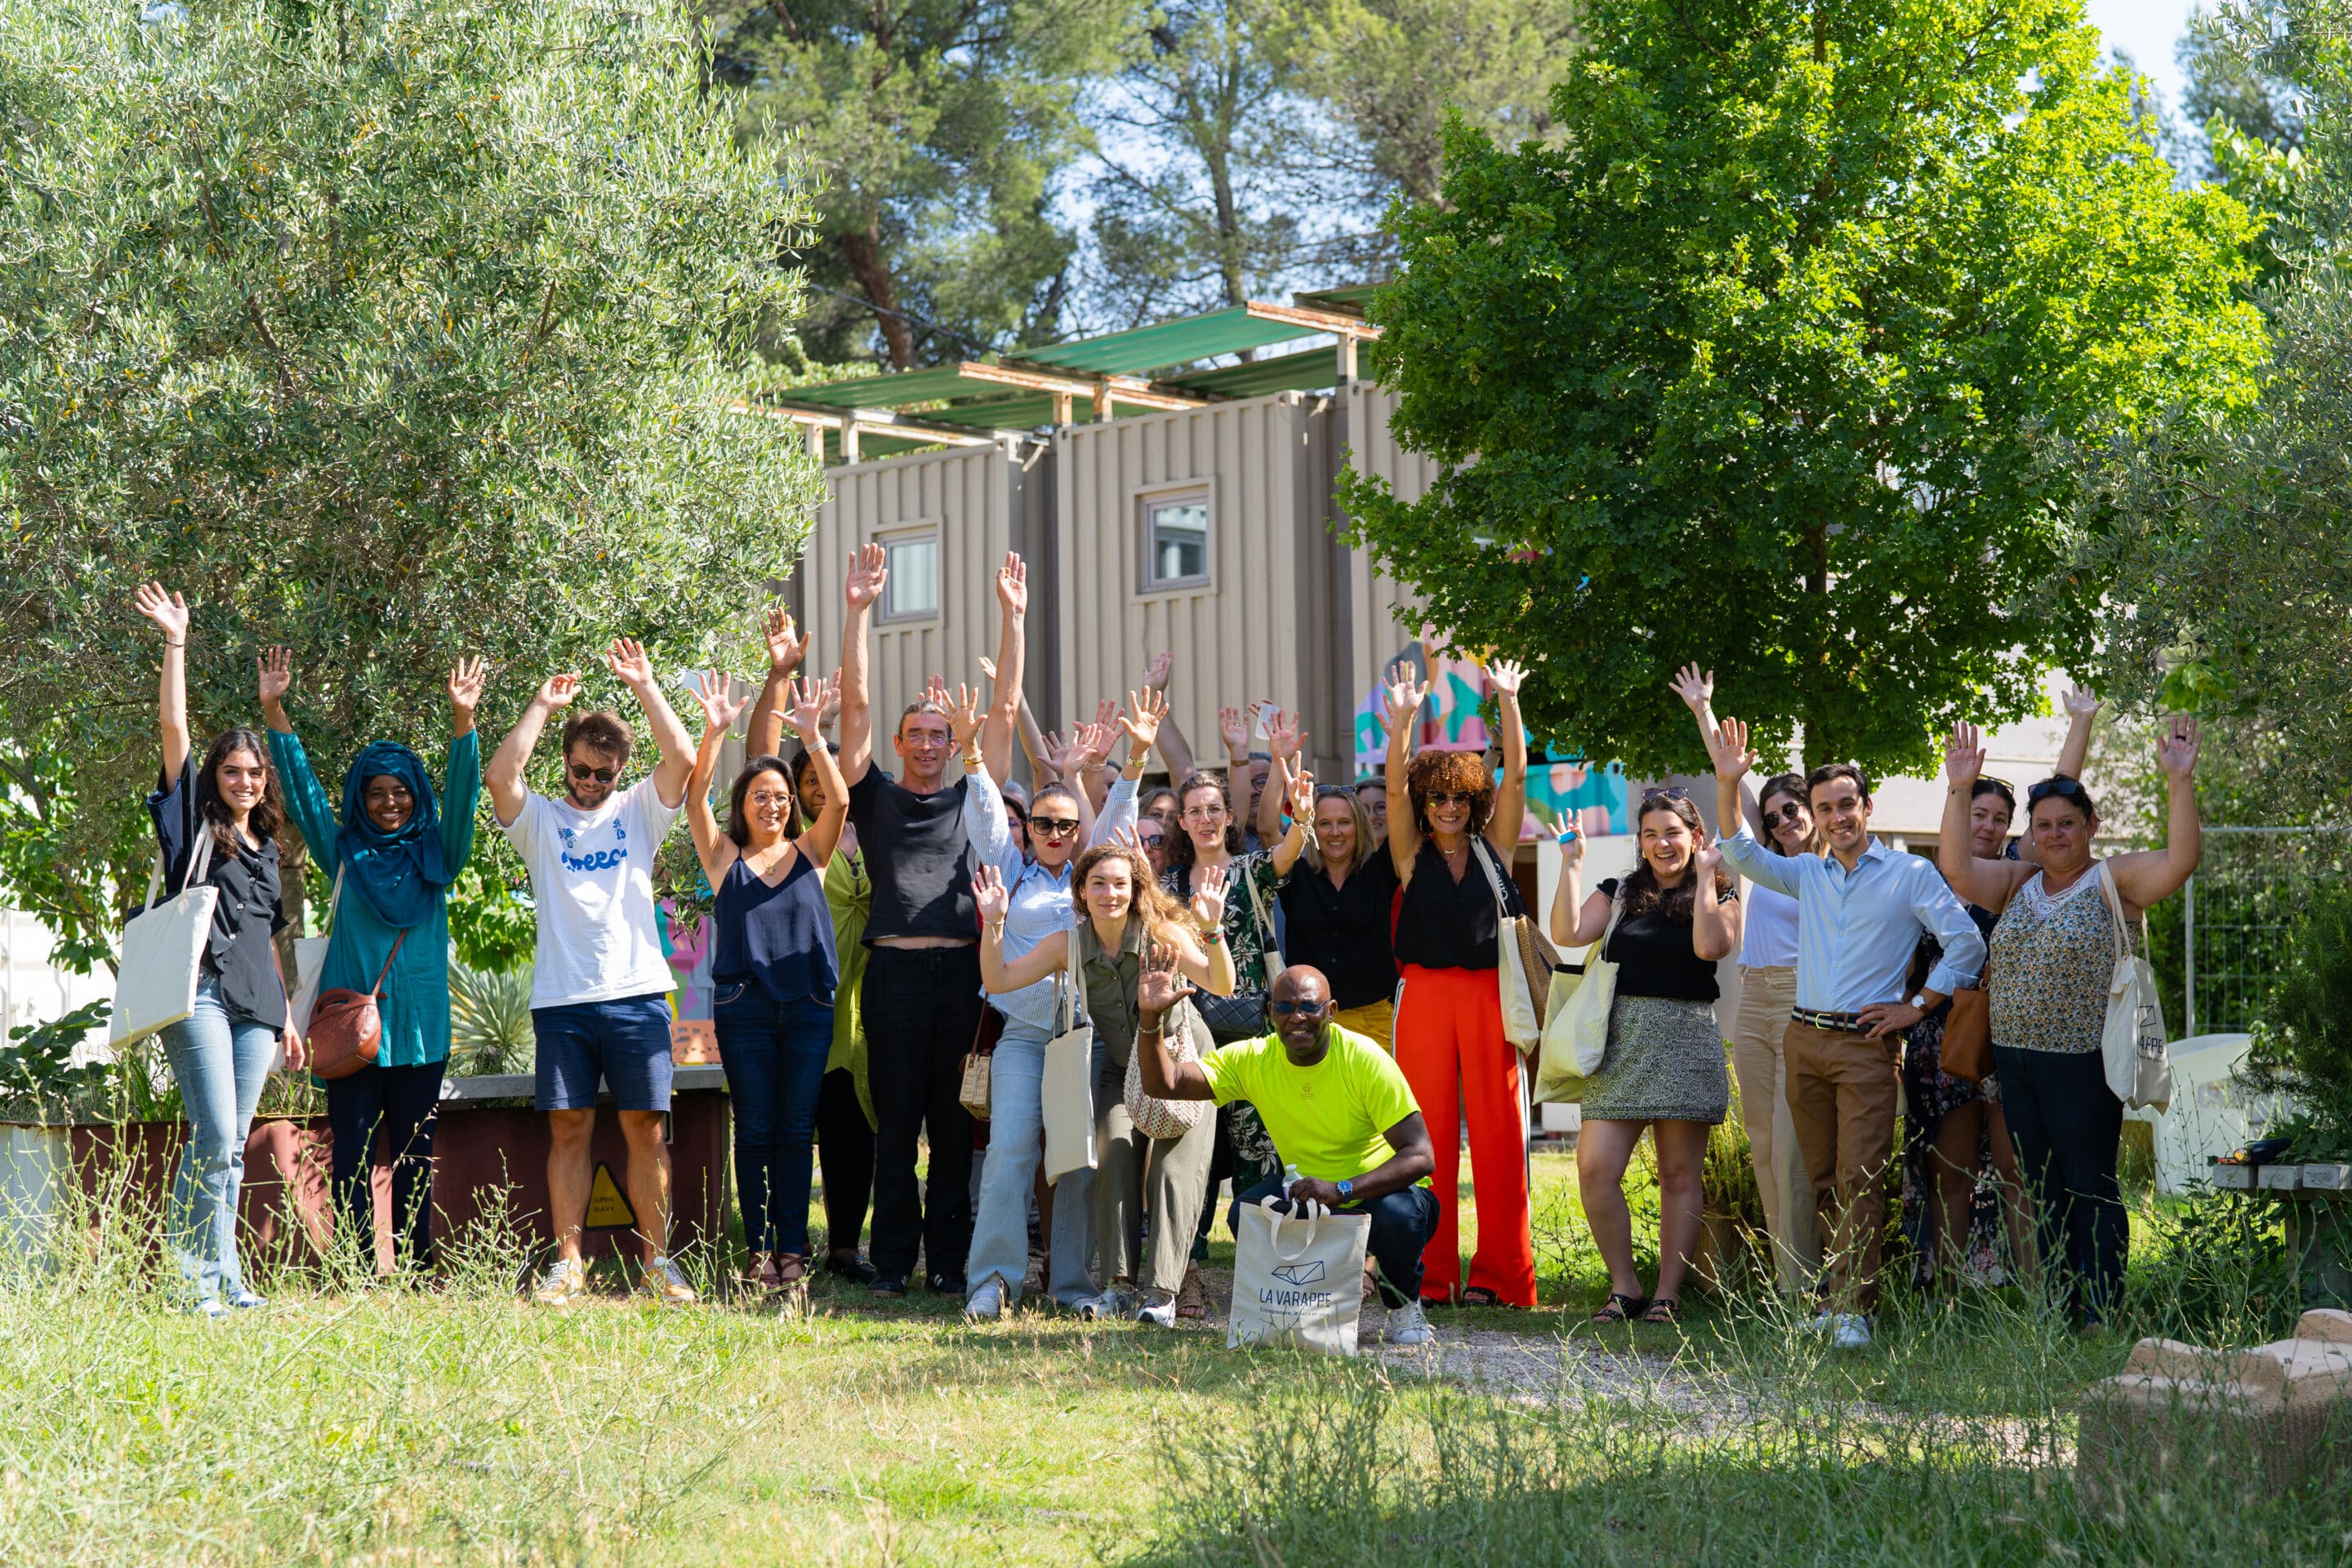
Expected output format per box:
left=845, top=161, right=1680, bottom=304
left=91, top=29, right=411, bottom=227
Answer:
left=488, top=638, right=697, bottom=1307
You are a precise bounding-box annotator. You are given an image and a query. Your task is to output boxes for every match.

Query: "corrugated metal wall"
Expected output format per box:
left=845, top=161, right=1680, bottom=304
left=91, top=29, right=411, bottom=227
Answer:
left=799, top=439, right=1049, bottom=779
left=1338, top=381, right=1437, bottom=713
left=1053, top=391, right=1355, bottom=782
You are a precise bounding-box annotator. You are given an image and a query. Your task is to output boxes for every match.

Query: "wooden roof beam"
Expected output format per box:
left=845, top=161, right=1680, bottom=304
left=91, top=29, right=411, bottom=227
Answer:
left=729, top=400, right=1009, bottom=450
left=1243, top=300, right=1384, bottom=340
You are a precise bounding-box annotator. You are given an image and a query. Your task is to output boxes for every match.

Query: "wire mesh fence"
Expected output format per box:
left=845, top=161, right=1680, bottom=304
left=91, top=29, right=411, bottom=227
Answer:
left=2149, top=826, right=2352, bottom=1038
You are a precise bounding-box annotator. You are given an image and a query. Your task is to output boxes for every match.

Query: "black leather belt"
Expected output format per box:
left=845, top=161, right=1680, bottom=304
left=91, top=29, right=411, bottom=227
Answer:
left=1790, top=1008, right=1869, bottom=1034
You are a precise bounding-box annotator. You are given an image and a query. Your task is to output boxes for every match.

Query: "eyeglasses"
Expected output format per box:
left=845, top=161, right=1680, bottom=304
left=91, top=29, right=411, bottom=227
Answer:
left=1766, top=800, right=1806, bottom=824
left=1179, top=806, right=1227, bottom=822
left=746, top=791, right=794, bottom=808
left=1268, top=999, right=1328, bottom=1018
left=1029, top=817, right=1081, bottom=839
left=568, top=763, right=617, bottom=784
left=2027, top=777, right=2087, bottom=804
left=1424, top=791, right=1478, bottom=808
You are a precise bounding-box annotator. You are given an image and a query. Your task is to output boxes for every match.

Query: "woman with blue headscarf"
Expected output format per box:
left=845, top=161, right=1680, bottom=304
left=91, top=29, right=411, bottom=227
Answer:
left=261, top=648, right=485, bottom=1273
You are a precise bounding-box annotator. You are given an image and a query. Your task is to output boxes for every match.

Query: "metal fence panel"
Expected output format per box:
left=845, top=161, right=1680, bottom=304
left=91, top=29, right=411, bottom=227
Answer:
left=2163, top=827, right=2352, bottom=1038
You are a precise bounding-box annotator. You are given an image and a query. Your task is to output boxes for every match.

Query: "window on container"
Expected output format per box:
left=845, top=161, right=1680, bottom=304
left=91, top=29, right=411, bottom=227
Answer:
left=881, top=532, right=939, bottom=621
left=1143, top=492, right=1211, bottom=590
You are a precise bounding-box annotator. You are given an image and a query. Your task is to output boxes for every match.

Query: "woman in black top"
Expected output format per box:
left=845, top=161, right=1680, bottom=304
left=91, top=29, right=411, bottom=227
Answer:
left=1551, top=791, right=1742, bottom=1324
left=684, top=671, right=849, bottom=1294
left=1383, top=657, right=1533, bottom=1307
left=1276, top=786, right=1399, bottom=1050
left=134, top=582, right=302, bottom=1316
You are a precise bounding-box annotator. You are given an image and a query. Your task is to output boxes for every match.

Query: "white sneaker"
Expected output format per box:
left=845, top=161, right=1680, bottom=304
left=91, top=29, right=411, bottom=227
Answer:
left=637, top=1255, right=698, bottom=1307
left=1079, top=1286, right=1134, bottom=1321
left=1830, top=1312, right=1874, bottom=1350
left=532, top=1258, right=589, bottom=1307
left=1387, top=1299, right=1437, bottom=1347
left=1134, top=1293, right=1178, bottom=1328
left=965, top=1279, right=1007, bottom=1321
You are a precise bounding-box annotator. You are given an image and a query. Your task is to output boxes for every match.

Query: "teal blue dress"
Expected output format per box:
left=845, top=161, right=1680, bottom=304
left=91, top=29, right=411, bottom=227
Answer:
left=269, top=728, right=481, bottom=1069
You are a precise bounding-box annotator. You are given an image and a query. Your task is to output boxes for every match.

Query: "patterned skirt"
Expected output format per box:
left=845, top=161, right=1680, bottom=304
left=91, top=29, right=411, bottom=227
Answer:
left=1581, top=995, right=1730, bottom=1125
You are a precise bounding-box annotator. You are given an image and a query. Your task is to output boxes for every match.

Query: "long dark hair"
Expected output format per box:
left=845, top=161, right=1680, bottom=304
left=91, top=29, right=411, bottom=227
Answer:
left=1757, top=771, right=1817, bottom=856
left=1162, top=770, right=1242, bottom=875
left=1622, top=794, right=1733, bottom=922
left=197, top=728, right=291, bottom=862
left=725, top=755, right=797, bottom=848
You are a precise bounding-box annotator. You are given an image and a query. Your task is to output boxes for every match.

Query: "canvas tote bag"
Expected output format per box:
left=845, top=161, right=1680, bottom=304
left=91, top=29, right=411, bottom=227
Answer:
left=1041, top=929, right=1099, bottom=1182
left=1534, top=893, right=1621, bottom=1103
left=289, top=861, right=345, bottom=1039
left=109, top=831, right=219, bottom=1049
left=1227, top=1196, right=1370, bottom=1356
left=2096, top=862, right=2174, bottom=1113
left=1470, top=838, right=1558, bottom=1054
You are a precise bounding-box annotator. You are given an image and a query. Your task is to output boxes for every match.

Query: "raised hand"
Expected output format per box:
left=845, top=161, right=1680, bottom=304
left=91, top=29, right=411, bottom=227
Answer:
left=845, top=542, right=889, bottom=612
left=1042, top=728, right=1085, bottom=780
left=134, top=581, right=189, bottom=642
left=1267, top=707, right=1305, bottom=762
left=1141, top=651, right=1174, bottom=695
left=1489, top=658, right=1527, bottom=698
left=256, top=646, right=293, bottom=708
left=972, top=862, right=1010, bottom=925
left=1286, top=768, right=1316, bottom=825
left=1138, top=940, right=1198, bottom=1018
left=1692, top=840, right=1725, bottom=880
left=1552, top=815, right=1586, bottom=869
left=1381, top=662, right=1430, bottom=724
left=787, top=673, right=836, bottom=743
left=447, top=655, right=487, bottom=719
left=2157, top=715, right=2200, bottom=780
left=1670, top=662, right=1714, bottom=714
left=977, top=656, right=997, bottom=681
left=1218, top=705, right=1250, bottom=757
left=1118, top=688, right=1168, bottom=752
left=693, top=670, right=749, bottom=737
left=1712, top=717, right=1758, bottom=783
left=819, top=666, right=844, bottom=726
left=537, top=673, right=581, bottom=711
left=995, top=551, right=1028, bottom=617
left=948, top=681, right=986, bottom=752
left=1944, top=722, right=1985, bottom=787
left=762, top=607, right=807, bottom=675
left=1190, top=862, right=1229, bottom=931
left=1076, top=717, right=1118, bottom=770
left=2062, top=686, right=2103, bottom=720
left=605, top=637, right=655, bottom=689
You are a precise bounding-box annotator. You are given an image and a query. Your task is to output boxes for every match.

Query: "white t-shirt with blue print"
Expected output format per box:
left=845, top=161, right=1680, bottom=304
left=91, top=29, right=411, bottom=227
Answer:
left=504, top=778, right=682, bottom=1009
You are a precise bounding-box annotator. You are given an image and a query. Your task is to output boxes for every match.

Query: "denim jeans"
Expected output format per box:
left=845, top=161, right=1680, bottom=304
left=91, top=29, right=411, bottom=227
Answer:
left=715, top=987, right=835, bottom=1258
left=1994, top=1043, right=2127, bottom=1323
left=324, top=1058, right=447, bottom=1272
left=160, top=978, right=277, bottom=1303
left=967, top=1024, right=1099, bottom=1306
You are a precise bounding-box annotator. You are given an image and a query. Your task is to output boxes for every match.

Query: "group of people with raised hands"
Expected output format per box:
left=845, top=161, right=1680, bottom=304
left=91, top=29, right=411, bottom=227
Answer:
left=123, top=558, right=2199, bottom=1344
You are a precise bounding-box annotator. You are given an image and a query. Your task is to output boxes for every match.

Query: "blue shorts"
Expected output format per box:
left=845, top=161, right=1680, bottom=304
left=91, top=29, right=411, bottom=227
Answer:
left=532, top=995, right=675, bottom=1112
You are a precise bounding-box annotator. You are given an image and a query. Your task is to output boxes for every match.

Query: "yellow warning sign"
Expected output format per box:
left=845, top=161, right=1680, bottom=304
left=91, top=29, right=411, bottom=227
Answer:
left=586, top=1161, right=637, bottom=1229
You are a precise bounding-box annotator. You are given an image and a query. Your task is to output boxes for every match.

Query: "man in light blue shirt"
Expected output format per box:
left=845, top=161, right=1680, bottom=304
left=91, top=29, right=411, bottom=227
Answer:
left=1713, top=720, right=1984, bottom=1347
left=959, top=693, right=1155, bottom=1320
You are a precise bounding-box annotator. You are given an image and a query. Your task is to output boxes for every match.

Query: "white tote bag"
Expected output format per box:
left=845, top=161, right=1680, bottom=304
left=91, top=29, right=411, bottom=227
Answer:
left=1534, top=893, right=1621, bottom=1102
left=1227, top=1196, right=1370, bottom=1356
left=2096, top=862, right=2174, bottom=1113
left=1041, top=929, right=1099, bottom=1182
left=109, top=831, right=219, bottom=1048
left=1470, top=838, right=1556, bottom=1053
left=289, top=862, right=345, bottom=1039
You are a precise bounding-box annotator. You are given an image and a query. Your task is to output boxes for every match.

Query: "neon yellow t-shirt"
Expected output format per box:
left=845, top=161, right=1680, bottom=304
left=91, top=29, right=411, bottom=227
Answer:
left=1197, top=1025, right=1423, bottom=1183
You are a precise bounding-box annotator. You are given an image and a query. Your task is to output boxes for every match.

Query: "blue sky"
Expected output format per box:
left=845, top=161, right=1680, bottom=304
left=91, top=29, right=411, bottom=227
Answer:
left=2087, top=0, right=2196, bottom=109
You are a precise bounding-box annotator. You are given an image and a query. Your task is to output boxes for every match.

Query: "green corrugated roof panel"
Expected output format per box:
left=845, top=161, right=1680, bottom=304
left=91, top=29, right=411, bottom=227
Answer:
left=1166, top=345, right=1339, bottom=399
left=1293, top=284, right=1383, bottom=314
left=779, top=366, right=981, bottom=408
left=1008, top=306, right=1317, bottom=377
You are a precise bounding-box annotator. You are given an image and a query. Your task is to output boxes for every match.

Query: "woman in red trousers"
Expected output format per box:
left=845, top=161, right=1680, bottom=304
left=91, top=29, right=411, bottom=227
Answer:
left=1382, top=657, right=1533, bottom=1307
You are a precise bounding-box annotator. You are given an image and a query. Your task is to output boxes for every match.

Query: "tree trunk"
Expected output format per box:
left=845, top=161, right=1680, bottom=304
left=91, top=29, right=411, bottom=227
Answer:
left=840, top=224, right=915, bottom=369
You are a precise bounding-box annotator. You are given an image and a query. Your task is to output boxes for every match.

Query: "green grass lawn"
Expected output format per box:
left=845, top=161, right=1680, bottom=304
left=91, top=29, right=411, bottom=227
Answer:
left=1, top=1148, right=2341, bottom=1565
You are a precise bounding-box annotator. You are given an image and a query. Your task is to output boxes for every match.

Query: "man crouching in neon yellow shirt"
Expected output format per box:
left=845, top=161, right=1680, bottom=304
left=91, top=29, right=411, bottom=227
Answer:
left=1134, top=956, right=1441, bottom=1346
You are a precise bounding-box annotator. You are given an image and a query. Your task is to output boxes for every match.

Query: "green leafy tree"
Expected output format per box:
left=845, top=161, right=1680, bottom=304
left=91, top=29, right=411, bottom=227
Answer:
left=0, top=0, right=822, bottom=960
left=2063, top=2, right=2352, bottom=821
left=1341, top=0, right=2266, bottom=778
left=711, top=0, right=1124, bottom=368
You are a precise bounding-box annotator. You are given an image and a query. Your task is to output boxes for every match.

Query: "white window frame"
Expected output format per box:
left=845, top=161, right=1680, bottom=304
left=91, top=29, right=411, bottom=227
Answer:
left=875, top=524, right=942, bottom=624
left=1137, top=483, right=1213, bottom=595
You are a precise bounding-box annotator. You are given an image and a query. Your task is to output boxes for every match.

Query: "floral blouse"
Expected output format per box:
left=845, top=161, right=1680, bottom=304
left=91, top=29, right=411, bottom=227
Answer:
left=1165, top=849, right=1287, bottom=993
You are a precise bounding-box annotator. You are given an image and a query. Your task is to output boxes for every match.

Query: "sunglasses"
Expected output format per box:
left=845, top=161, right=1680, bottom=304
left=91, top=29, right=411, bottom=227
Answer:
left=1424, top=790, right=1478, bottom=808
left=1766, top=800, right=1806, bottom=824
left=1268, top=999, right=1328, bottom=1018
left=1029, top=817, right=1081, bottom=839
left=2027, top=777, right=2087, bottom=805
left=1137, top=830, right=1165, bottom=845
left=568, top=763, right=618, bottom=784
left=1642, top=786, right=1689, bottom=803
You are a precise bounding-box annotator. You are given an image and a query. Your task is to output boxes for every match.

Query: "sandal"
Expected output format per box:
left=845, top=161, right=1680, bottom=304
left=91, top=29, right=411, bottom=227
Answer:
left=1590, top=1293, right=1647, bottom=1324
left=774, top=1254, right=808, bottom=1288
left=1462, top=1286, right=1518, bottom=1308
left=1176, top=1263, right=1209, bottom=1320
left=746, top=1253, right=782, bottom=1294
left=1641, top=1296, right=1682, bottom=1325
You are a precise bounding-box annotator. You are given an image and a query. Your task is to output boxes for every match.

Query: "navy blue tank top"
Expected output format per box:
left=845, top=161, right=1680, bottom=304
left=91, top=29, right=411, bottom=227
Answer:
left=712, top=851, right=838, bottom=1005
